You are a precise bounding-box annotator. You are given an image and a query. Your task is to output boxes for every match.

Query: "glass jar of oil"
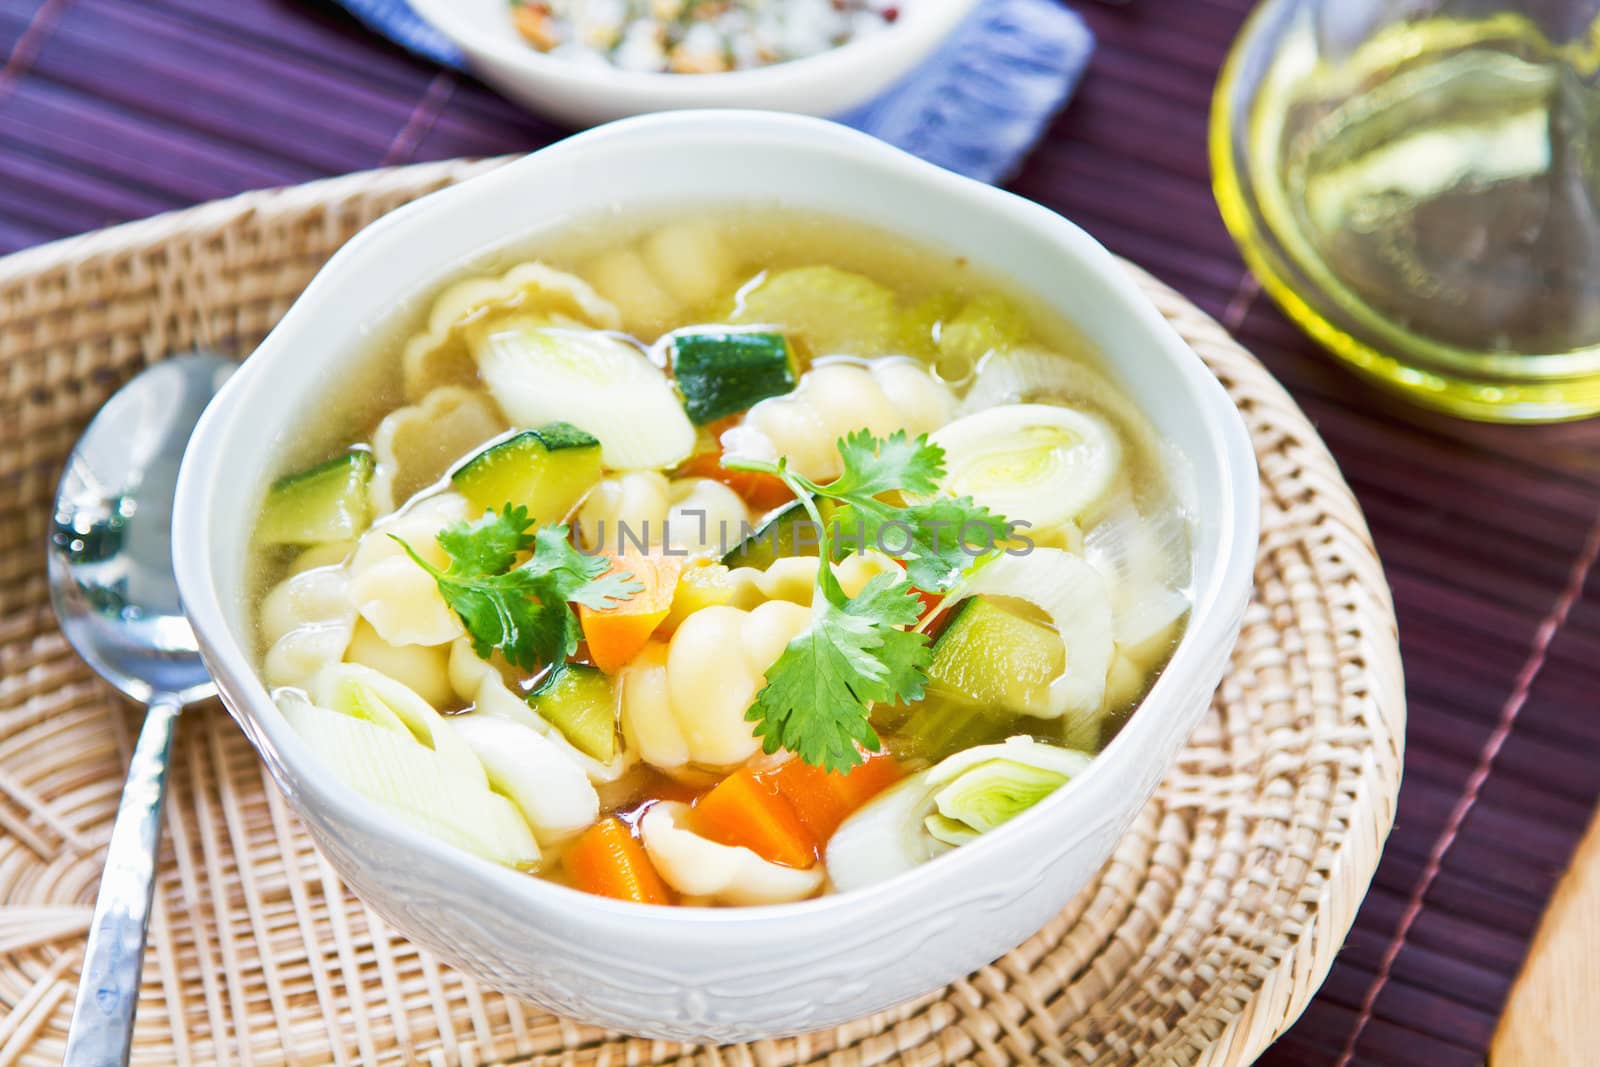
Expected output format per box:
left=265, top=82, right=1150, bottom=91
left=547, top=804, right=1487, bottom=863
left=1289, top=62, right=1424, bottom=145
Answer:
left=1212, top=0, right=1600, bottom=421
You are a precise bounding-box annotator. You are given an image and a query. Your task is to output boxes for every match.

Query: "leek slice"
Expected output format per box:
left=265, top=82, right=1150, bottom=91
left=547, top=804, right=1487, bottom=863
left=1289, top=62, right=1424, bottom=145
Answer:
left=928, top=403, right=1121, bottom=532
left=401, top=261, right=621, bottom=401
left=921, top=741, right=1091, bottom=846
left=450, top=714, right=599, bottom=845
left=961, top=346, right=1137, bottom=421
left=471, top=318, right=694, bottom=470
left=278, top=694, right=539, bottom=868
left=923, top=737, right=1092, bottom=787
left=826, top=737, right=1091, bottom=891
left=924, top=758, right=1071, bottom=846
left=952, top=549, right=1114, bottom=723
left=959, top=347, right=1166, bottom=474
left=1083, top=497, right=1193, bottom=667
left=450, top=640, right=638, bottom=784
left=310, top=663, right=483, bottom=785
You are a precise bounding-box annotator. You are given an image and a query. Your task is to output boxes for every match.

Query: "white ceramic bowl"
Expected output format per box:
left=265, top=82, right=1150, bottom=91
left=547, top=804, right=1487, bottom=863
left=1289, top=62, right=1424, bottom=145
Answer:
left=173, top=112, right=1259, bottom=1042
left=408, top=0, right=980, bottom=127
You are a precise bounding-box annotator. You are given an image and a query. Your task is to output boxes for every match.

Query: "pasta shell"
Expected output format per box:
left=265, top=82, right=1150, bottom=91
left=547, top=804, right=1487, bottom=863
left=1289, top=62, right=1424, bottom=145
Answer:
left=722, top=357, right=956, bottom=482
left=260, top=564, right=356, bottom=690
left=348, top=492, right=470, bottom=647
left=370, top=386, right=505, bottom=516
left=641, top=801, right=823, bottom=905
left=401, top=261, right=622, bottom=400
left=619, top=601, right=810, bottom=772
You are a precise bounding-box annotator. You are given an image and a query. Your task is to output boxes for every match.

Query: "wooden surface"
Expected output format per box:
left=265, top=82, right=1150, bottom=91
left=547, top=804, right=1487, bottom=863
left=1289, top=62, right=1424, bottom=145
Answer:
left=1491, top=809, right=1600, bottom=1066
left=0, top=1, right=1597, bottom=1064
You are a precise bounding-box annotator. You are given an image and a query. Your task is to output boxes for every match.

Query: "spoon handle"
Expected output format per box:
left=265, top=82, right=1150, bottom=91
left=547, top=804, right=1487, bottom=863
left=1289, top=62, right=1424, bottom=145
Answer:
left=63, top=693, right=182, bottom=1067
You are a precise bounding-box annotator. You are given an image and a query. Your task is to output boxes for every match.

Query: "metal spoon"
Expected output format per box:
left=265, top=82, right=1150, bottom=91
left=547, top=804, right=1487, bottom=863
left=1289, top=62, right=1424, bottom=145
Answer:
left=49, top=353, right=234, bottom=1066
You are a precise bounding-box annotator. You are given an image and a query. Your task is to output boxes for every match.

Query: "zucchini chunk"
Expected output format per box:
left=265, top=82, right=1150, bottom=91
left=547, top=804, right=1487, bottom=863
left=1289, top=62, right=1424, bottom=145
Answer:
left=257, top=450, right=374, bottom=546
left=926, top=597, right=1065, bottom=714
left=451, top=423, right=602, bottom=525
left=719, top=497, right=837, bottom=570
left=893, top=597, right=1072, bottom=762
left=670, top=330, right=798, bottom=425
left=889, top=694, right=1021, bottom=764
left=530, top=663, right=619, bottom=762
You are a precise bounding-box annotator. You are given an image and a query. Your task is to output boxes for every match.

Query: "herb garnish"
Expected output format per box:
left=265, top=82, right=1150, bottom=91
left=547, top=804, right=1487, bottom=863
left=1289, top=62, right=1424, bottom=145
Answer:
left=726, top=431, right=1010, bottom=772
left=395, top=504, right=641, bottom=672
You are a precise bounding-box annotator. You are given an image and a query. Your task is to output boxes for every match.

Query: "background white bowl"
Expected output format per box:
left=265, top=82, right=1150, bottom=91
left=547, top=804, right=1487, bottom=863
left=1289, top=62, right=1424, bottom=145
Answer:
left=173, top=112, right=1259, bottom=1042
left=407, top=0, right=980, bottom=127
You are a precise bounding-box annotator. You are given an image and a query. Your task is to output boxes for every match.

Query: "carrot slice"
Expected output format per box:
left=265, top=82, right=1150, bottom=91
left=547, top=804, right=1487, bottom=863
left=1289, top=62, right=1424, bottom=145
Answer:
left=579, top=552, right=685, bottom=674
left=691, top=768, right=818, bottom=869
left=677, top=448, right=795, bottom=512
left=566, top=817, right=673, bottom=904
left=765, top=751, right=903, bottom=843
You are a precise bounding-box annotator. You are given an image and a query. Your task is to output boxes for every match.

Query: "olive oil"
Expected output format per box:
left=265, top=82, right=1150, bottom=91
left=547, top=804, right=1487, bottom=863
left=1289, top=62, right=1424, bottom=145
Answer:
left=1213, top=6, right=1600, bottom=420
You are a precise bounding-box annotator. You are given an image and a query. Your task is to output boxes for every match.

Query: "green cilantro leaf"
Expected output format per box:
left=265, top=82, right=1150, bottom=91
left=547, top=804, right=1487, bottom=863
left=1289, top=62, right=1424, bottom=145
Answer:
left=842, top=572, right=932, bottom=705
left=394, top=508, right=641, bottom=673
left=522, top=525, right=641, bottom=611
left=723, top=429, right=1016, bottom=771
left=828, top=428, right=945, bottom=498
left=747, top=571, right=931, bottom=773
left=830, top=495, right=1011, bottom=592
left=435, top=504, right=536, bottom=575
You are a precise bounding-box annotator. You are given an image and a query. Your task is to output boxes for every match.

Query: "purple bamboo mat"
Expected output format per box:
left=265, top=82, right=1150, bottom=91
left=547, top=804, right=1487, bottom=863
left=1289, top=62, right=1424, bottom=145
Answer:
left=3, top=1, right=1600, bottom=1064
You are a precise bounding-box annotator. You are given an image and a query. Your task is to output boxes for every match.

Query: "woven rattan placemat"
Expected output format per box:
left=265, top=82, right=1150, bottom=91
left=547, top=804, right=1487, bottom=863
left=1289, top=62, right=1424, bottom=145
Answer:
left=0, top=159, right=1403, bottom=1067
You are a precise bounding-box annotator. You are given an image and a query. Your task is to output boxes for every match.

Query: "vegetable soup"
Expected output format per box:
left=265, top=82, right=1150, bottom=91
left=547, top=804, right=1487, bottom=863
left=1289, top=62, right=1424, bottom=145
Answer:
left=250, top=210, right=1193, bottom=906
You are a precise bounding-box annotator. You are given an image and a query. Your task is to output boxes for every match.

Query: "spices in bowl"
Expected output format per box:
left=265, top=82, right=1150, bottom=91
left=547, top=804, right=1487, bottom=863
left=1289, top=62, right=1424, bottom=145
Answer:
left=511, top=0, right=901, bottom=74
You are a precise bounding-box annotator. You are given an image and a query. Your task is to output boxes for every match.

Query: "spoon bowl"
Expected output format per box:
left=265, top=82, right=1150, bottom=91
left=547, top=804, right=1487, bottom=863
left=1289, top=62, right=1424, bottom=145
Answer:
left=50, top=355, right=232, bottom=705
left=49, top=351, right=233, bottom=1065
